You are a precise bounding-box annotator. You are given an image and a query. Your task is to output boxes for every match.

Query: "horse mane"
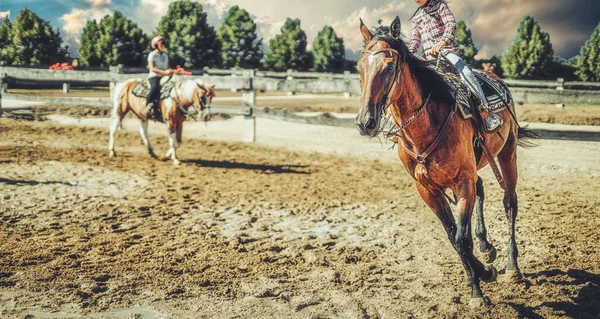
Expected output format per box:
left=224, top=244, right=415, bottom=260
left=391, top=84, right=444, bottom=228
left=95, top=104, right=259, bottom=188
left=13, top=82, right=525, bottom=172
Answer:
left=373, top=26, right=455, bottom=105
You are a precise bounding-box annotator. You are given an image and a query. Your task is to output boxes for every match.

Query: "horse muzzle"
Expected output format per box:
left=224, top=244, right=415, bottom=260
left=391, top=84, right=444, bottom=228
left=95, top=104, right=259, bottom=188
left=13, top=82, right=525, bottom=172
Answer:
left=356, top=115, right=379, bottom=137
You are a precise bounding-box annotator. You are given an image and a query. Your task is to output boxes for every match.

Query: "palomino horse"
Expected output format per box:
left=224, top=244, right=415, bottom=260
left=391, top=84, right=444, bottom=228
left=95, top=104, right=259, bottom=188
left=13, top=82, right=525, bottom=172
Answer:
left=356, top=17, right=535, bottom=306
left=109, top=78, right=216, bottom=165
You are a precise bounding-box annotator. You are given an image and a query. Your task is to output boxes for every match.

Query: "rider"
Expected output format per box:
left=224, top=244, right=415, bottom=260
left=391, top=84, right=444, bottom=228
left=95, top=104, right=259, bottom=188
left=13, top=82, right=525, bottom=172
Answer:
left=142, top=35, right=173, bottom=122
left=409, top=0, right=502, bottom=132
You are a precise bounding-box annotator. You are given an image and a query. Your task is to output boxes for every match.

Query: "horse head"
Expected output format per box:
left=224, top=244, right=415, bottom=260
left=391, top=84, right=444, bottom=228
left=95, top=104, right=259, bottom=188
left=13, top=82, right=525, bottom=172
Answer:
left=173, top=79, right=216, bottom=117
left=356, top=16, right=404, bottom=137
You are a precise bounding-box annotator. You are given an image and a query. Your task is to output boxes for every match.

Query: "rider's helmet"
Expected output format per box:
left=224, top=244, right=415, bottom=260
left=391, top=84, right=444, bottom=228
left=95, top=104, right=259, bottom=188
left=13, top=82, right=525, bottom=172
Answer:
left=151, top=36, right=165, bottom=50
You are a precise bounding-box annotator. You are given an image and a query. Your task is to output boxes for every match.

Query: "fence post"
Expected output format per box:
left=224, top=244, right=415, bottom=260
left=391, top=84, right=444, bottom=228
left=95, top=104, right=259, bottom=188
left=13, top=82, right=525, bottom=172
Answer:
left=343, top=71, right=352, bottom=98
left=0, top=72, right=3, bottom=118
left=242, top=69, right=256, bottom=142
left=556, top=78, right=564, bottom=91
left=63, top=82, right=70, bottom=94
left=286, top=69, right=295, bottom=96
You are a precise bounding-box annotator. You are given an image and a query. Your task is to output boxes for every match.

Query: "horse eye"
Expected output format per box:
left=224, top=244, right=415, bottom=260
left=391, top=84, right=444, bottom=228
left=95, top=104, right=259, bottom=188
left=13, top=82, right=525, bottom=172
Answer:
left=386, top=65, right=395, bottom=71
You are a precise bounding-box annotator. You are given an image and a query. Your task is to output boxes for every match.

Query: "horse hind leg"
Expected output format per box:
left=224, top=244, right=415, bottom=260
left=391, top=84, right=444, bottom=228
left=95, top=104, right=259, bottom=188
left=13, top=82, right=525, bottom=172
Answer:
left=497, top=132, right=522, bottom=283
left=109, top=115, right=121, bottom=158
left=474, top=176, right=497, bottom=263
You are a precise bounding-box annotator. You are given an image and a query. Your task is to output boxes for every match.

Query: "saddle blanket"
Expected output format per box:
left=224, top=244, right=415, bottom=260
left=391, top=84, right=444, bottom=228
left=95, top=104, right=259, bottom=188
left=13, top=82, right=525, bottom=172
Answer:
left=131, top=77, right=176, bottom=100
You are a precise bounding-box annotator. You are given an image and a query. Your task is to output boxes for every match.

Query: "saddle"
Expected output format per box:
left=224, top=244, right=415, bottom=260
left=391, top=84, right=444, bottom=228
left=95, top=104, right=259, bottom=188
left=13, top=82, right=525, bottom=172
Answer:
left=131, top=76, right=176, bottom=100
left=435, top=62, right=513, bottom=120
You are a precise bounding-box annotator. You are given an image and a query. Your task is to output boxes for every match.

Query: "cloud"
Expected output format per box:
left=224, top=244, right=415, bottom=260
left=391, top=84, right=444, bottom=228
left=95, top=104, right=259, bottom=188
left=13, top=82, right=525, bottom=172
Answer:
left=60, top=0, right=111, bottom=54
left=0, top=10, right=9, bottom=20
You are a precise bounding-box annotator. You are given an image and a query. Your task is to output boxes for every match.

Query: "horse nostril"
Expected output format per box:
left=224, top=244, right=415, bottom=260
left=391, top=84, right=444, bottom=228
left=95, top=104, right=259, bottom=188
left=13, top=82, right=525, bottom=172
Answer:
left=365, top=117, right=377, bottom=130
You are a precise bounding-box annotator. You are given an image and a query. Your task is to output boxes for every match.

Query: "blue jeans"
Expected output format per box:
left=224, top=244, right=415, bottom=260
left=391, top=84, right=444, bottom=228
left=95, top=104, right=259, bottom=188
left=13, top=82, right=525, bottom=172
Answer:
left=445, top=53, right=488, bottom=106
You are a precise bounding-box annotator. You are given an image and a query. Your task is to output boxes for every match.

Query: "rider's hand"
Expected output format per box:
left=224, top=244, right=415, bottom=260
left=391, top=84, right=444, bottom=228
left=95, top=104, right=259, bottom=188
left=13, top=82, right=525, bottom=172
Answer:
left=165, top=69, right=173, bottom=75
left=431, top=40, right=446, bottom=56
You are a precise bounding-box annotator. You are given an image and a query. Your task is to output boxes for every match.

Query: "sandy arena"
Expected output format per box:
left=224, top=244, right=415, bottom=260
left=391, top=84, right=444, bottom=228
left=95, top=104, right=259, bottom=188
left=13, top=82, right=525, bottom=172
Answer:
left=0, top=104, right=599, bottom=318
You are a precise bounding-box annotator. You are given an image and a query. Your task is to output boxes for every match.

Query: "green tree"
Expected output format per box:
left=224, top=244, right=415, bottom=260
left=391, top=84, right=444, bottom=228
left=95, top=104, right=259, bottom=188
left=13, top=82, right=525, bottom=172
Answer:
left=217, top=6, right=263, bottom=69
left=0, top=18, right=12, bottom=64
left=155, top=0, right=221, bottom=69
left=311, top=25, right=345, bottom=73
left=5, top=8, right=68, bottom=65
left=264, top=18, right=311, bottom=71
left=501, top=15, right=555, bottom=79
left=78, top=20, right=103, bottom=66
left=574, top=23, right=600, bottom=82
left=91, top=12, right=148, bottom=67
left=455, top=20, right=478, bottom=66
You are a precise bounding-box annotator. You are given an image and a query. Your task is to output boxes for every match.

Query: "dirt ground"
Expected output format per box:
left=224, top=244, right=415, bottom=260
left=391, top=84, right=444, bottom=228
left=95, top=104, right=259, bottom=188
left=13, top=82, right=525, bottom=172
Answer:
left=0, top=112, right=599, bottom=319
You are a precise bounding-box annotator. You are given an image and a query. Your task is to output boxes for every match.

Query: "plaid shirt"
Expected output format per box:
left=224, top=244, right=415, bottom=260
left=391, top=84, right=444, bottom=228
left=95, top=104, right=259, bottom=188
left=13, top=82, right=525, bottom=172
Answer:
left=409, top=0, right=459, bottom=60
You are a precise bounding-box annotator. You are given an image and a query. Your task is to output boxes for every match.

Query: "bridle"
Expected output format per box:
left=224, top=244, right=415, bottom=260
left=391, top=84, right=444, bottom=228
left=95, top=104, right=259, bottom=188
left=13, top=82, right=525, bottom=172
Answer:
left=360, top=47, right=432, bottom=136
left=172, top=83, right=212, bottom=121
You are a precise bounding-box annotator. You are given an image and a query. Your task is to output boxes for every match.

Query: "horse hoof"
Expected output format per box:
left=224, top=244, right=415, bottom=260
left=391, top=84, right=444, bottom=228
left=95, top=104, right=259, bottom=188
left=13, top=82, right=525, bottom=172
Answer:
left=469, top=297, right=489, bottom=308
left=109, top=151, right=116, bottom=158
left=481, top=265, right=498, bottom=283
left=149, top=151, right=157, bottom=159
left=481, top=245, right=497, bottom=264
left=173, top=159, right=181, bottom=166
left=501, top=269, right=523, bottom=283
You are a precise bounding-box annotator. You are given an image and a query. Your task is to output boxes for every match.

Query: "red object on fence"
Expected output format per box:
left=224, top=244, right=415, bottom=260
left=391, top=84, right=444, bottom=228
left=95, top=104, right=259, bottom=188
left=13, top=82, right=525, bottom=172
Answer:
left=171, top=66, right=192, bottom=76
left=49, top=63, right=74, bottom=70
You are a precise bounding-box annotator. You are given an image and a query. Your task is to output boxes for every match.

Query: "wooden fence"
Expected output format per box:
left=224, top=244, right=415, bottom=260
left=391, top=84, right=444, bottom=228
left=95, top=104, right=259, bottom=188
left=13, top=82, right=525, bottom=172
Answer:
left=1, top=66, right=599, bottom=140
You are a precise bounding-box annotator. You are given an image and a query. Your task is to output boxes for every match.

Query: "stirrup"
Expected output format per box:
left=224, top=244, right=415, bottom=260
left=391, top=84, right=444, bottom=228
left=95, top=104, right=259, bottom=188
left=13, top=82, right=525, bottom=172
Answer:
left=478, top=105, right=502, bottom=133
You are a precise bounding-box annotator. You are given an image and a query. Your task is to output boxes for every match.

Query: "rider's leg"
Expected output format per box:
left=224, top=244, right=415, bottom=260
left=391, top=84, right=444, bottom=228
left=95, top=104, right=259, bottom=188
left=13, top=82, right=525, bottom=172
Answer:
left=445, top=53, right=502, bottom=132
left=142, top=77, right=161, bottom=118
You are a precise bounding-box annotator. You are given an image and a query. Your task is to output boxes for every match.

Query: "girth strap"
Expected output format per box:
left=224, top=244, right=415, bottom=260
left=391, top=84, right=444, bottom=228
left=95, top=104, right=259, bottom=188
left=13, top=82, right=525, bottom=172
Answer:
left=477, top=136, right=507, bottom=190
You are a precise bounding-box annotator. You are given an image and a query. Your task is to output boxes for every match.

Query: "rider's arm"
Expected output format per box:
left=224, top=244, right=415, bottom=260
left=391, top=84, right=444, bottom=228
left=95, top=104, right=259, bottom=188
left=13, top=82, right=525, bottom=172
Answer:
left=439, top=4, right=456, bottom=46
left=149, top=61, right=171, bottom=76
left=409, top=20, right=421, bottom=54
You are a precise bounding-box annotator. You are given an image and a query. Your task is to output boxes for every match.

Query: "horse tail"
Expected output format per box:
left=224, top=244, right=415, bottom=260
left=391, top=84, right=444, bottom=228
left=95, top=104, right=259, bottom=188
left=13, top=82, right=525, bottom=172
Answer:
left=517, top=126, right=539, bottom=148
left=112, top=82, right=126, bottom=119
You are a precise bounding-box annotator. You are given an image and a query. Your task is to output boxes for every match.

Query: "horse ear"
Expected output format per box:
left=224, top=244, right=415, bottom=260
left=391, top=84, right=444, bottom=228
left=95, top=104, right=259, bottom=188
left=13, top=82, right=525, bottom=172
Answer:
left=360, top=18, right=373, bottom=44
left=390, top=16, right=401, bottom=39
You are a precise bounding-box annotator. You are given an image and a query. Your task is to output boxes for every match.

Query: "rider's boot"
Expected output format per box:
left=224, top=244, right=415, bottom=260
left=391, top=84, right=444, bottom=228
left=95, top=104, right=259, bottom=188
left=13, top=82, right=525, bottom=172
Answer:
left=141, top=102, right=153, bottom=121
left=478, top=104, right=503, bottom=133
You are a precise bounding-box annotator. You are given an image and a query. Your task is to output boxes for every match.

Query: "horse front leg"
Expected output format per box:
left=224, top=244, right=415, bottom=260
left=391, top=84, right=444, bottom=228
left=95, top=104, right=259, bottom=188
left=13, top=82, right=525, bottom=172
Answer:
left=454, top=178, right=498, bottom=307
left=415, top=182, right=492, bottom=307
left=138, top=119, right=156, bottom=158
left=474, top=176, right=497, bottom=263
left=163, top=122, right=180, bottom=166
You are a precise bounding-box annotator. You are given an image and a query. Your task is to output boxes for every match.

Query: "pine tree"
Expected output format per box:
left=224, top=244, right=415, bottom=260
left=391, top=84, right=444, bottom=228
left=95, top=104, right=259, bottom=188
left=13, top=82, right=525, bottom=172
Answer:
left=264, top=18, right=311, bottom=71
left=311, top=25, right=345, bottom=73
left=92, top=12, right=148, bottom=67
left=0, top=18, right=11, bottom=64
left=574, top=23, right=600, bottom=82
left=155, top=0, right=221, bottom=69
left=501, top=16, right=555, bottom=79
left=455, top=20, right=478, bottom=66
left=5, top=8, right=69, bottom=65
left=78, top=20, right=102, bottom=66
left=217, top=6, right=263, bottom=69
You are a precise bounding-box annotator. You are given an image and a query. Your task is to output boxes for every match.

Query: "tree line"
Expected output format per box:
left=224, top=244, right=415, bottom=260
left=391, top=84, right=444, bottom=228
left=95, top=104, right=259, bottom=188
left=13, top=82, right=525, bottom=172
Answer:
left=0, top=2, right=598, bottom=81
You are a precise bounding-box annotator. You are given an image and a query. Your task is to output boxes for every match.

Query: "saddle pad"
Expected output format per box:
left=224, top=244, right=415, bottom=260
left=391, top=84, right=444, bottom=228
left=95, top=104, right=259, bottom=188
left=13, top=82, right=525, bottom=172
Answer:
left=131, top=79, right=176, bottom=100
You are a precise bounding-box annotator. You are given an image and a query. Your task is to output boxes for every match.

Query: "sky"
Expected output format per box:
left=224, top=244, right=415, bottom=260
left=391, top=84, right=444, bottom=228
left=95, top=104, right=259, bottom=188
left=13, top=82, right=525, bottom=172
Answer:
left=0, top=0, right=599, bottom=60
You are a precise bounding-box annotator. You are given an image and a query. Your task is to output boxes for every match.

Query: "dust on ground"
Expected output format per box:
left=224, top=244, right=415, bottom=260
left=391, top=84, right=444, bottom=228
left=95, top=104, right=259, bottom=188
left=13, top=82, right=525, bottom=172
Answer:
left=0, top=116, right=598, bottom=319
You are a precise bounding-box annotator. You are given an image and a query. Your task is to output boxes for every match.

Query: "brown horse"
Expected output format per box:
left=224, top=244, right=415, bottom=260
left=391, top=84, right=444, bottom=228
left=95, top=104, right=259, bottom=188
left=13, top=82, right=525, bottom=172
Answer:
left=109, top=78, right=216, bottom=165
left=356, top=17, right=535, bottom=306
